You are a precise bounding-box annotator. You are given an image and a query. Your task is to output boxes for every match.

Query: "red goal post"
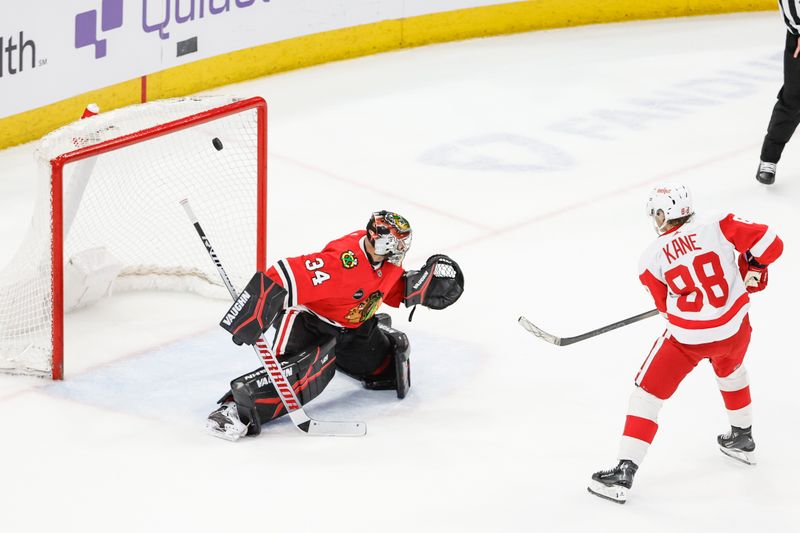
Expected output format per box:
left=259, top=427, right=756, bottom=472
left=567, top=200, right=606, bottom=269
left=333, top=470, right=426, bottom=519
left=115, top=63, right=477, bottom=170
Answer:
left=0, top=96, right=267, bottom=380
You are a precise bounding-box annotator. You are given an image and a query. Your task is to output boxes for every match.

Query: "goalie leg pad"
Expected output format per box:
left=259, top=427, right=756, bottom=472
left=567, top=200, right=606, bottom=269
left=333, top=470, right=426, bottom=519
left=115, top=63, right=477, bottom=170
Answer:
left=229, top=337, right=337, bottom=434
left=372, top=314, right=411, bottom=399
left=220, top=271, right=287, bottom=346
left=387, top=323, right=411, bottom=399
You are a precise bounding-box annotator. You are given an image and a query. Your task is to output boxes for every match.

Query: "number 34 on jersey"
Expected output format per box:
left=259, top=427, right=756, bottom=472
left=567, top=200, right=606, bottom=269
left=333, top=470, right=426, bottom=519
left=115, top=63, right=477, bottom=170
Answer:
left=305, top=258, right=330, bottom=286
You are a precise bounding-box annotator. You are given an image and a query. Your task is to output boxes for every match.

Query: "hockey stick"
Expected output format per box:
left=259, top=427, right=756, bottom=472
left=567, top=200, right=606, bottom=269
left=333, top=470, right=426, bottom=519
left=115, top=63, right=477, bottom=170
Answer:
left=181, top=199, right=366, bottom=436
left=518, top=309, right=659, bottom=347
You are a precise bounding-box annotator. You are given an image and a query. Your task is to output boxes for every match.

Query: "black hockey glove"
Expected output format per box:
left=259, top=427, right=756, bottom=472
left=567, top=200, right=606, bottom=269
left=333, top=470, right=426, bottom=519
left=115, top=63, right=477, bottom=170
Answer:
left=404, top=254, right=464, bottom=310
left=220, top=272, right=287, bottom=346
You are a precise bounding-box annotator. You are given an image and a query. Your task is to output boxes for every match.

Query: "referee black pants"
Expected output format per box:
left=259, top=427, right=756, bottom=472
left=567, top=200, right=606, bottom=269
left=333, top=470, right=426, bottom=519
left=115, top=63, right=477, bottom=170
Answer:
left=762, top=31, right=800, bottom=163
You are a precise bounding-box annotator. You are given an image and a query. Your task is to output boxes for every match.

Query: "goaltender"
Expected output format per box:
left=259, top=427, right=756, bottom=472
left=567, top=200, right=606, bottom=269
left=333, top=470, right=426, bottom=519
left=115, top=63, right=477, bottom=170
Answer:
left=207, top=211, right=464, bottom=440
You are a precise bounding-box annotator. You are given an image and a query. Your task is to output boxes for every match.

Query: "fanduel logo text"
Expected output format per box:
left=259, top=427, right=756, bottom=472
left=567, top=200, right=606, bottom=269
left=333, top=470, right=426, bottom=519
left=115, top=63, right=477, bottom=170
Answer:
left=222, top=290, right=251, bottom=326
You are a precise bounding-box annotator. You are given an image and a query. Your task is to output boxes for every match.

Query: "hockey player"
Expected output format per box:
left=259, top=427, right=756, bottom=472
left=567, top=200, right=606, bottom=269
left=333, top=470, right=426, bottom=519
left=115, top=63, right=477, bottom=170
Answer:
left=588, top=185, right=783, bottom=504
left=206, top=211, right=464, bottom=440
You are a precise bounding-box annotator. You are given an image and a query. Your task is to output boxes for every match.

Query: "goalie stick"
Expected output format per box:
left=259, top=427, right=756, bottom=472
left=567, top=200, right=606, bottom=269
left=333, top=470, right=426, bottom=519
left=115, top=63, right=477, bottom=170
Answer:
left=181, top=199, right=366, bottom=437
left=518, top=309, right=659, bottom=347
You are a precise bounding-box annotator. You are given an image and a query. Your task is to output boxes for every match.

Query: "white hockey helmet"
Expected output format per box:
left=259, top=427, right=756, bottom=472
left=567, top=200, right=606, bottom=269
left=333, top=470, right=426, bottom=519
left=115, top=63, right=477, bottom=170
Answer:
left=646, top=184, right=693, bottom=234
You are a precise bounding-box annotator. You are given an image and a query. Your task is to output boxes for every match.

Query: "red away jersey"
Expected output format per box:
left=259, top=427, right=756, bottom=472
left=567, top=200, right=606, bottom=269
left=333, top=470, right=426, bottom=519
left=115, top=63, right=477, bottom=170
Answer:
left=264, top=230, right=405, bottom=328
left=638, top=214, right=783, bottom=344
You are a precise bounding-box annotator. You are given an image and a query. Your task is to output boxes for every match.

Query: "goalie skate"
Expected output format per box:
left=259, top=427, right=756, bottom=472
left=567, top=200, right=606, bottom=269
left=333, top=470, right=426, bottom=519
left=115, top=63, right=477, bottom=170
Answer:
left=206, top=402, right=248, bottom=442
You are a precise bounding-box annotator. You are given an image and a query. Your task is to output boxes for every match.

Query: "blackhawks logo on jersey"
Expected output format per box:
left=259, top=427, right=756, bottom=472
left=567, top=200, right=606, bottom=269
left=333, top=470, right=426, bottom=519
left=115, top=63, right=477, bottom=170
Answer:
left=341, top=250, right=358, bottom=269
left=345, top=291, right=383, bottom=324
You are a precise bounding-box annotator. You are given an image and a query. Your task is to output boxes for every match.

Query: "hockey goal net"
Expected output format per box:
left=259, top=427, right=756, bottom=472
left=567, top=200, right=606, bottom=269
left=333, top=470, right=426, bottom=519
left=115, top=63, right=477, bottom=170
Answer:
left=0, top=96, right=267, bottom=379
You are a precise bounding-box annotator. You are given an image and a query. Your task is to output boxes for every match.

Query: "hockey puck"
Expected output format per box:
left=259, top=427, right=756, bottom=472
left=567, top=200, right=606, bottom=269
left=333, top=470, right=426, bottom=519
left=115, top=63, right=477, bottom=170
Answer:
left=212, top=137, right=223, bottom=151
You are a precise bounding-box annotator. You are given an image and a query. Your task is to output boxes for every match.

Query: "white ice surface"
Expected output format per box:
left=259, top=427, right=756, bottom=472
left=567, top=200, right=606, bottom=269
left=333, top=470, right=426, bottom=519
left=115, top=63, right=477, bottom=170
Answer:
left=1, top=11, right=799, bottom=533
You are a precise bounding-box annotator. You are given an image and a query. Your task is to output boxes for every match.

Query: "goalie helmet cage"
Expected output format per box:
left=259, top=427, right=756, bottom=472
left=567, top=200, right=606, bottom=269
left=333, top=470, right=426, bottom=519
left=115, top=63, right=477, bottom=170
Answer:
left=0, top=96, right=267, bottom=380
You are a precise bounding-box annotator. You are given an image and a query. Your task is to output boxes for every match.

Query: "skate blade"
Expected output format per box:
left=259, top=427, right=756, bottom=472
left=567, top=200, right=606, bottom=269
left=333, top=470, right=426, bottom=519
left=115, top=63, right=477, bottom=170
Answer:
left=719, top=446, right=757, bottom=465
left=587, top=480, right=628, bottom=504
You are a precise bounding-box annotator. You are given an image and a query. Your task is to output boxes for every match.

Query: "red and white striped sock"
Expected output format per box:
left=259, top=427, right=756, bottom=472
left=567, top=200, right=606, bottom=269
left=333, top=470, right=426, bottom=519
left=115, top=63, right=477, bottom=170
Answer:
left=716, top=365, right=752, bottom=429
left=617, top=386, right=664, bottom=466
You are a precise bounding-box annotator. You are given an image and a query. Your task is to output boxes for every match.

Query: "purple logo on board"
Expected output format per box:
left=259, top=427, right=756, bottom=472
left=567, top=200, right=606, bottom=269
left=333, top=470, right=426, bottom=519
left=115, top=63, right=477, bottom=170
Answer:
left=74, top=1, right=272, bottom=60
left=75, top=0, right=124, bottom=59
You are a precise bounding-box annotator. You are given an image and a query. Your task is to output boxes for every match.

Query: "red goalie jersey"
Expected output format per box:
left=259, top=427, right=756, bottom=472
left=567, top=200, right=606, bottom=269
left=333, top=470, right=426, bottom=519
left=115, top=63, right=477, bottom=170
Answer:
left=639, top=214, right=783, bottom=344
left=264, top=230, right=406, bottom=328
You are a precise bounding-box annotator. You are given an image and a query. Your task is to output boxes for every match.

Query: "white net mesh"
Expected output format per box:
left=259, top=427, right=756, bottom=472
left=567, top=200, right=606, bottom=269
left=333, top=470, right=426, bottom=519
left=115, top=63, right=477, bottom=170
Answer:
left=0, top=96, right=265, bottom=378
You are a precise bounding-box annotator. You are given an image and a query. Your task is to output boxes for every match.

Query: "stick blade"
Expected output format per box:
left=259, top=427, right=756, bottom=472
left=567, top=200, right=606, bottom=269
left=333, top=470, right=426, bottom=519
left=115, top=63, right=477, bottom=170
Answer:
left=290, top=409, right=367, bottom=437
left=305, top=420, right=367, bottom=437
left=518, top=316, right=562, bottom=346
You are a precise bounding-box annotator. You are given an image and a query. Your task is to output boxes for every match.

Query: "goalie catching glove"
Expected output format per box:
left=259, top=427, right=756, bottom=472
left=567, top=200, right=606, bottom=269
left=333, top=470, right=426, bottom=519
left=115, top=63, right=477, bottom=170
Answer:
left=404, top=254, right=464, bottom=310
left=220, top=272, right=287, bottom=345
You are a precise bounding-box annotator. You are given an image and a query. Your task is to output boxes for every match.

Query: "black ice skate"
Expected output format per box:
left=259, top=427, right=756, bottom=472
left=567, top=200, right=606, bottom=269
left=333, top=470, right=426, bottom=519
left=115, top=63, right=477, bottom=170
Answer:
left=718, top=425, right=757, bottom=465
left=587, top=460, right=638, bottom=504
left=756, top=161, right=776, bottom=185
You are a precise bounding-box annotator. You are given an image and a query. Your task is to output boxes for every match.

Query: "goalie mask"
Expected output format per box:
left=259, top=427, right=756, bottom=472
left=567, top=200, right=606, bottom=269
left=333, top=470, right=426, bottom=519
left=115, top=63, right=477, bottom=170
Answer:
left=366, top=211, right=412, bottom=266
left=646, top=184, right=693, bottom=234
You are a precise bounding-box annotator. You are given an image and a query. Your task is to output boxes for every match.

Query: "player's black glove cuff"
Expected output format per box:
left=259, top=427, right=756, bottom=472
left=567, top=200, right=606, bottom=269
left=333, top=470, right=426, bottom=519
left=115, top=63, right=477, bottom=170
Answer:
left=404, top=254, right=464, bottom=310
left=220, top=272, right=287, bottom=345
left=745, top=250, right=767, bottom=269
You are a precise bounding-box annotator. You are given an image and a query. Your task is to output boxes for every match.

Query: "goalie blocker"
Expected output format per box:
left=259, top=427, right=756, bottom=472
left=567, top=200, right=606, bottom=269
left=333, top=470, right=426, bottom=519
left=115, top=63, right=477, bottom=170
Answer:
left=220, top=271, right=287, bottom=346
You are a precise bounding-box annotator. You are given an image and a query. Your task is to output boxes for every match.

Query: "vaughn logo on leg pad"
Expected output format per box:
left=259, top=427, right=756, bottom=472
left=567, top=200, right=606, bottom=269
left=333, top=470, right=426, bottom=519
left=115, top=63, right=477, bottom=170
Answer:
left=255, top=364, right=294, bottom=387
left=222, top=290, right=251, bottom=326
